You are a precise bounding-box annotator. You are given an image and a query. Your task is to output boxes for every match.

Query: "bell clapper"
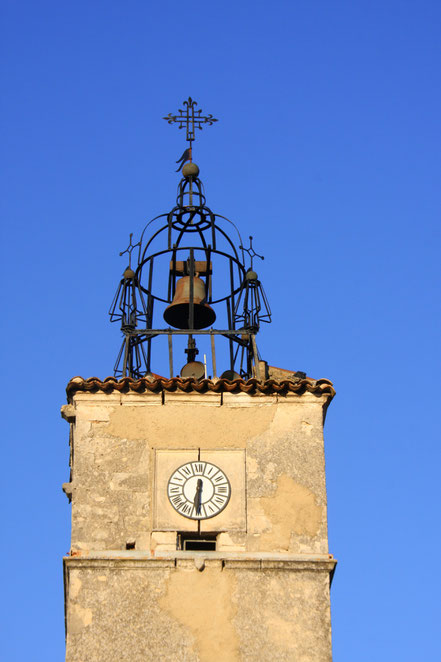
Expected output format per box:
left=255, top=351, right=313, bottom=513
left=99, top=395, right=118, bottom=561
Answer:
left=185, top=336, right=199, bottom=363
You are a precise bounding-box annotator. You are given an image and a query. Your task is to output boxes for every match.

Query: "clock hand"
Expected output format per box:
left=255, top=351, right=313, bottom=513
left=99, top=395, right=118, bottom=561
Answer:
left=193, top=478, right=203, bottom=515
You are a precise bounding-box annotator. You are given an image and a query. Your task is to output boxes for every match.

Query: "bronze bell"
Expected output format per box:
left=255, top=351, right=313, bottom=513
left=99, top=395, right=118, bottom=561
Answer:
left=180, top=361, right=206, bottom=380
left=163, top=276, right=216, bottom=329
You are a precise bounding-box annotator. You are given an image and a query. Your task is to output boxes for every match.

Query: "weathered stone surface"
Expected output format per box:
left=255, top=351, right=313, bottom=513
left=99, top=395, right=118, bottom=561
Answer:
left=66, top=390, right=330, bottom=554
left=65, top=564, right=196, bottom=662
left=63, top=387, right=334, bottom=660
left=61, top=404, right=76, bottom=422
left=65, top=559, right=334, bottom=662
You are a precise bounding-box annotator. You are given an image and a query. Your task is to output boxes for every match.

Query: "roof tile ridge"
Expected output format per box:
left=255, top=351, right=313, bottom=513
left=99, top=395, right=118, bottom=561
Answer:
left=65, top=374, right=335, bottom=398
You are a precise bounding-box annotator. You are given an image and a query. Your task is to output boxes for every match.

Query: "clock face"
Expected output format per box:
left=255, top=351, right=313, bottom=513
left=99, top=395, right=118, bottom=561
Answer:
left=167, top=461, right=231, bottom=520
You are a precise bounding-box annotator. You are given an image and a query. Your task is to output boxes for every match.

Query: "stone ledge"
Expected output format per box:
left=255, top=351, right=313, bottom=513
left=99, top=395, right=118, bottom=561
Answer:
left=65, top=556, right=176, bottom=569
left=64, top=551, right=337, bottom=574
left=60, top=404, right=76, bottom=422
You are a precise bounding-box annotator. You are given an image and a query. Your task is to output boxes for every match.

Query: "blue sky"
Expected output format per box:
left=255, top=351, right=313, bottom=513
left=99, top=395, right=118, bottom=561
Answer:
left=1, top=1, right=440, bottom=659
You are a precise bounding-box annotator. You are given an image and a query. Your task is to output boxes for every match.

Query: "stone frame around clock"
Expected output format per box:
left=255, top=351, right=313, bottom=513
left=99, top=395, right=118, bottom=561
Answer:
left=153, top=449, right=246, bottom=533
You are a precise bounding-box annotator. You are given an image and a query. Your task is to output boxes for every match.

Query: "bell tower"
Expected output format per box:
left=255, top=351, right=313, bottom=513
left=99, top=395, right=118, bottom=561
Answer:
left=62, top=98, right=336, bottom=662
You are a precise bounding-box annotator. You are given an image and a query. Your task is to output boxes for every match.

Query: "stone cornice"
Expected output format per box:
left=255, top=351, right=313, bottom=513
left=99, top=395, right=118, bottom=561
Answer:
left=64, top=552, right=337, bottom=574
left=66, top=375, right=335, bottom=400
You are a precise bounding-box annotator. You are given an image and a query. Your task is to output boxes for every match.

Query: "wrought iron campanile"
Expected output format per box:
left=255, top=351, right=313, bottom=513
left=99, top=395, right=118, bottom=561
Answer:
left=109, top=98, right=271, bottom=380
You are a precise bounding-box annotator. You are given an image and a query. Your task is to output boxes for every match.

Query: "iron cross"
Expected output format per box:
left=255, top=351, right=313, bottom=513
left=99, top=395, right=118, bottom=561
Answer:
left=119, top=233, right=141, bottom=268
left=163, top=97, right=218, bottom=146
left=240, top=236, right=264, bottom=270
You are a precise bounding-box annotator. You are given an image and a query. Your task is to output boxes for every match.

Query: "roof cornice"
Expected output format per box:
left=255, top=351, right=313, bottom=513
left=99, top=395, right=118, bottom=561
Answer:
left=66, top=376, right=335, bottom=399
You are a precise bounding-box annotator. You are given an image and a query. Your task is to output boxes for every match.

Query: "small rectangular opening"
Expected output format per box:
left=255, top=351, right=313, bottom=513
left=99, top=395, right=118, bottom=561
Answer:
left=178, top=533, right=217, bottom=551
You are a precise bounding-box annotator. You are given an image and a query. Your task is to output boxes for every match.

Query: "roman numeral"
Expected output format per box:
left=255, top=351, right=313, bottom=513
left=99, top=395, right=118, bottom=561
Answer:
left=193, top=463, right=204, bottom=474
left=172, top=495, right=184, bottom=506
left=215, top=485, right=228, bottom=494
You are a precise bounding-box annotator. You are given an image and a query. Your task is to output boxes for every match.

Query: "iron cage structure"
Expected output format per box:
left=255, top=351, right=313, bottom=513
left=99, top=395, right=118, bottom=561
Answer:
left=109, top=163, right=271, bottom=381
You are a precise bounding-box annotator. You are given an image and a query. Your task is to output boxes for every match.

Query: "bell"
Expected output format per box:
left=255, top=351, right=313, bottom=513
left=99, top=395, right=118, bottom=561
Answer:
left=163, top=276, right=216, bottom=329
left=220, top=370, right=241, bottom=381
left=180, top=361, right=206, bottom=380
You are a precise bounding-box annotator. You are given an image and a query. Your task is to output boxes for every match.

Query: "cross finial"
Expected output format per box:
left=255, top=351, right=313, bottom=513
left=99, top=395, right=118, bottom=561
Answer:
left=240, top=236, right=264, bottom=270
left=119, top=233, right=141, bottom=268
left=163, top=97, right=218, bottom=148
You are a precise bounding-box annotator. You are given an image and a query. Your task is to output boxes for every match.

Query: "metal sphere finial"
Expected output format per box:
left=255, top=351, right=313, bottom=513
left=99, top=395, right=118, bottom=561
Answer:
left=182, top=162, right=200, bottom=178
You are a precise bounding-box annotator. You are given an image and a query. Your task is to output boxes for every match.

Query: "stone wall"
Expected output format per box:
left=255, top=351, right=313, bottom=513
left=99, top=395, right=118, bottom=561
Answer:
left=62, top=386, right=335, bottom=661
left=64, top=556, right=334, bottom=662
left=63, top=389, right=330, bottom=555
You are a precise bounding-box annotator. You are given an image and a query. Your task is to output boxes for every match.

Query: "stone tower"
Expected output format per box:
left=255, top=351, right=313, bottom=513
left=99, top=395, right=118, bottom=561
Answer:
left=62, top=99, right=336, bottom=661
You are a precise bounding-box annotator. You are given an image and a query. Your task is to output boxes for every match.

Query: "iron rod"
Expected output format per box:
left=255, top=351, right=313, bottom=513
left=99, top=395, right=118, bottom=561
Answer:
left=251, top=334, right=261, bottom=380
left=171, top=247, right=177, bottom=299
left=122, top=336, right=130, bottom=378
left=125, top=328, right=253, bottom=336
left=210, top=333, right=217, bottom=378
left=226, top=299, right=234, bottom=371
left=168, top=333, right=173, bottom=378
left=189, top=248, right=194, bottom=330
left=229, top=259, right=236, bottom=330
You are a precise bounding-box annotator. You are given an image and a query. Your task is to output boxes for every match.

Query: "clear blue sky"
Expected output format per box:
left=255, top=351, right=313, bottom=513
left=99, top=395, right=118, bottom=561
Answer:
left=1, top=1, right=440, bottom=660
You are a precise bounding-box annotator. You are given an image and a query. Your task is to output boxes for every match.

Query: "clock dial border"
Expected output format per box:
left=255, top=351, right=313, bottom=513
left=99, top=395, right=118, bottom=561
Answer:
left=167, top=461, right=232, bottom=520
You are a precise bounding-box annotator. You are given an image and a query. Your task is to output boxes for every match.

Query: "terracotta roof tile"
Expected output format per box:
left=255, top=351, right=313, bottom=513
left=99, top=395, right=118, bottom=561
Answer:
left=66, top=376, right=335, bottom=399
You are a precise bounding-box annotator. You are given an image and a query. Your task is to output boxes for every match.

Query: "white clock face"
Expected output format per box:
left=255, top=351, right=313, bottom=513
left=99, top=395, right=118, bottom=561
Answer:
left=167, top=461, right=231, bottom=520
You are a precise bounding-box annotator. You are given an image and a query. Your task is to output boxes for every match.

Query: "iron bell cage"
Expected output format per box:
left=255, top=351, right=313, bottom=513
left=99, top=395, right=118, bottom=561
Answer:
left=109, top=168, right=271, bottom=381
